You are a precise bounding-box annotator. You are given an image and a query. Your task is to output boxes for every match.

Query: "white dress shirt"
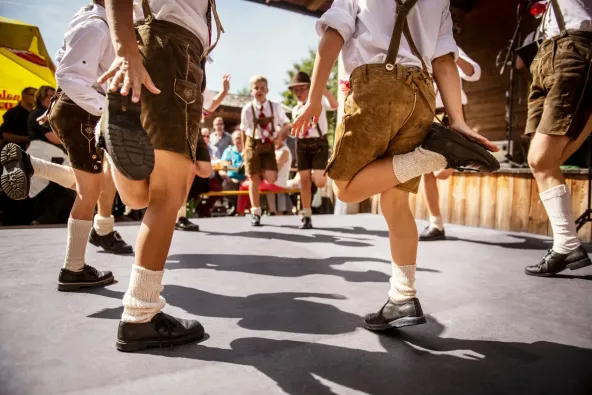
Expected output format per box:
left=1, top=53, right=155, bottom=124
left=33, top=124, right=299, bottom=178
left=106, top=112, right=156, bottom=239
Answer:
left=55, top=4, right=114, bottom=116
left=316, top=0, right=458, bottom=77
left=133, top=0, right=209, bottom=47
left=240, top=100, right=291, bottom=139
left=435, top=47, right=481, bottom=109
left=543, top=0, right=592, bottom=38
left=291, top=97, right=334, bottom=139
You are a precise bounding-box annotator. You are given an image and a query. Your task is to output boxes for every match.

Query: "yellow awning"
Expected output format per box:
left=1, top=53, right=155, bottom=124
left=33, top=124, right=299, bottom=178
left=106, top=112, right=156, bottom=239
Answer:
left=0, top=17, right=55, bottom=122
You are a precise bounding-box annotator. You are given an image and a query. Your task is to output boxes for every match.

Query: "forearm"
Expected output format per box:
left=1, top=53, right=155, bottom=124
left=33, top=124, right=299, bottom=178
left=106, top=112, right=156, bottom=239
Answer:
left=309, top=28, right=344, bottom=104
left=323, top=87, right=339, bottom=110
left=45, top=131, right=62, bottom=145
left=105, top=0, right=138, bottom=56
left=278, top=123, right=291, bottom=139
left=432, top=54, right=464, bottom=125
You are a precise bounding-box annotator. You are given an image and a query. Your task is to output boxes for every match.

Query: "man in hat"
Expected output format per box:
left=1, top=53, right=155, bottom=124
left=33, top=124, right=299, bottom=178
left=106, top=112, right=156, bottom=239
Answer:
left=289, top=71, right=338, bottom=229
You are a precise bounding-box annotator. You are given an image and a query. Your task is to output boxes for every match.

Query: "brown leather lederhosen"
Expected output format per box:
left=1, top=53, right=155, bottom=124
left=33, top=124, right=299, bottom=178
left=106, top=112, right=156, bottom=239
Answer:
left=244, top=100, right=279, bottom=175
left=47, top=14, right=109, bottom=174
left=295, top=107, right=329, bottom=171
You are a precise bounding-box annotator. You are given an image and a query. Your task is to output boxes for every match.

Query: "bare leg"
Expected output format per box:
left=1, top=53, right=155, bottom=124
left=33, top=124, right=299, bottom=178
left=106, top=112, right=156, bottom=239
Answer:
left=97, top=160, right=116, bottom=217
left=333, top=158, right=400, bottom=203
left=266, top=194, right=277, bottom=214
left=381, top=188, right=418, bottom=267
left=421, top=172, right=441, bottom=218
left=300, top=170, right=313, bottom=211
left=312, top=170, right=327, bottom=188
left=249, top=174, right=261, bottom=211
left=105, top=153, right=149, bottom=210
left=71, top=170, right=102, bottom=221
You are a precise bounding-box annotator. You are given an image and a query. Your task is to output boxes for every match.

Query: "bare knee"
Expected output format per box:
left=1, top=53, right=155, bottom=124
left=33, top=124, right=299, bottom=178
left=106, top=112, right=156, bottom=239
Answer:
left=149, top=182, right=186, bottom=212
left=265, top=171, right=278, bottom=184
left=528, top=150, right=554, bottom=174
left=314, top=174, right=327, bottom=188
left=333, top=180, right=361, bottom=204
left=300, top=172, right=312, bottom=188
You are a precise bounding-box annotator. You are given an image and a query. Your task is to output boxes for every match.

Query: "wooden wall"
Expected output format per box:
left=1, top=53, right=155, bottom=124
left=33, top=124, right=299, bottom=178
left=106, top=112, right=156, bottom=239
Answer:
left=368, top=171, right=592, bottom=243
left=453, top=0, right=537, bottom=160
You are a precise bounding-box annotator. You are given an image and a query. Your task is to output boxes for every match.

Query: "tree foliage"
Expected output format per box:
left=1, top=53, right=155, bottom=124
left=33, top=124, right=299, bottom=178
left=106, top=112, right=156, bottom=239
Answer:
left=282, top=49, right=339, bottom=145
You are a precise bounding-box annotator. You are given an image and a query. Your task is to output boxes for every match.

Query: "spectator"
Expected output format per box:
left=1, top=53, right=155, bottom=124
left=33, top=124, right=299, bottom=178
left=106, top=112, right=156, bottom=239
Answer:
left=0, top=87, right=36, bottom=150
left=209, top=116, right=233, bottom=159
left=27, top=86, right=60, bottom=148
left=219, top=130, right=245, bottom=189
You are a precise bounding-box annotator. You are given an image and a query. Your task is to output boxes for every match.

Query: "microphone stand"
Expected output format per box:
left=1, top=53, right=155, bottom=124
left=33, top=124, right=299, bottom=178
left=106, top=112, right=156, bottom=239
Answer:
left=498, top=2, right=529, bottom=168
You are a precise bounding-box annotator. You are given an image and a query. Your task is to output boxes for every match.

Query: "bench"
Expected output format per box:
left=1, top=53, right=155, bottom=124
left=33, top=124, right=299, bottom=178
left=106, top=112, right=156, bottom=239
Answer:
left=201, top=188, right=300, bottom=198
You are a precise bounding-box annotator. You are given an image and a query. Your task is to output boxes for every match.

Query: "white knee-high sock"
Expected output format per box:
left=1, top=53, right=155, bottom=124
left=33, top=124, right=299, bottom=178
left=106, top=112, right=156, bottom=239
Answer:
left=540, top=184, right=580, bottom=254
left=388, top=264, right=417, bottom=302
left=392, top=148, right=447, bottom=184
left=251, top=206, right=262, bottom=216
left=93, top=215, right=114, bottom=236
left=63, top=218, right=93, bottom=272
left=30, top=157, right=76, bottom=189
left=121, top=265, right=166, bottom=323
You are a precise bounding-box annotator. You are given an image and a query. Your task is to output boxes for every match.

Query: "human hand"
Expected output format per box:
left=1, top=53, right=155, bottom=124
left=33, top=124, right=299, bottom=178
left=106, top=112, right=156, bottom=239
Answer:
left=98, top=52, right=160, bottom=103
left=450, top=121, right=499, bottom=152
left=222, top=74, right=231, bottom=93
left=291, top=101, right=322, bottom=137
left=36, top=110, right=49, bottom=125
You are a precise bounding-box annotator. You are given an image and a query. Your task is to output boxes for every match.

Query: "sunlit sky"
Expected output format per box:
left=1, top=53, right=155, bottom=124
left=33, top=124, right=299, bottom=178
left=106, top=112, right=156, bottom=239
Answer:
left=0, top=0, right=322, bottom=101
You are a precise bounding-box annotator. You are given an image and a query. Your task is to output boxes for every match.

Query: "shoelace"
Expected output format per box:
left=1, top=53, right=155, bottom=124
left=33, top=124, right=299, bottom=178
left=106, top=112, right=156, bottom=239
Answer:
left=86, top=265, right=100, bottom=277
left=155, top=314, right=178, bottom=350
left=112, top=231, right=123, bottom=241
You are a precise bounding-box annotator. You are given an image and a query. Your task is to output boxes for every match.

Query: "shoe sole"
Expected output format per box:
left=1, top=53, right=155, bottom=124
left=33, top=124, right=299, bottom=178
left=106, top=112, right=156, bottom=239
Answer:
left=101, top=91, right=154, bottom=181
left=425, top=126, right=500, bottom=173
left=419, top=235, right=446, bottom=241
left=364, top=315, right=427, bottom=332
left=524, top=257, right=592, bottom=277
left=116, top=328, right=205, bottom=352
left=174, top=226, right=200, bottom=232
left=57, top=275, right=115, bottom=292
left=0, top=143, right=30, bottom=200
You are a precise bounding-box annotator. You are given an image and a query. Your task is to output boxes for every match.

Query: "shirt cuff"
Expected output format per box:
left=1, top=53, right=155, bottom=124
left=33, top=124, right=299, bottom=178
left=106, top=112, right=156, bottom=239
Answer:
left=434, top=36, right=459, bottom=61
left=316, top=8, right=355, bottom=43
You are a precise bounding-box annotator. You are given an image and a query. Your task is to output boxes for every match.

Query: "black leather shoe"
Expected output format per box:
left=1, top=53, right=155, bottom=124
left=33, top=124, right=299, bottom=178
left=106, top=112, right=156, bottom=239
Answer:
left=57, top=265, right=114, bottom=292
left=251, top=214, right=262, bottom=227
left=299, top=216, right=313, bottom=229
left=422, top=123, right=500, bottom=173
left=364, top=298, right=427, bottom=331
left=175, top=217, right=200, bottom=231
left=525, top=245, right=592, bottom=277
left=0, top=143, right=34, bottom=200
left=116, top=312, right=205, bottom=352
left=89, top=229, right=133, bottom=254
left=419, top=225, right=445, bottom=241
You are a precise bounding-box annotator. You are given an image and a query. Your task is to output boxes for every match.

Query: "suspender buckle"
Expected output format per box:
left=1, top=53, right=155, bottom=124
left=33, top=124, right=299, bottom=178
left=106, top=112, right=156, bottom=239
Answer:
left=385, top=63, right=395, bottom=72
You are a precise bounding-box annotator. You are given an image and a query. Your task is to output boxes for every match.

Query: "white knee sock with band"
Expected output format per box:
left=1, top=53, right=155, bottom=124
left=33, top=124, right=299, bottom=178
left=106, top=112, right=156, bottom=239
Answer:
left=388, top=263, right=417, bottom=303
left=30, top=157, right=76, bottom=189
left=93, top=215, right=114, bottom=236
left=122, top=265, right=167, bottom=323
left=251, top=206, right=262, bottom=216
left=63, top=218, right=92, bottom=272
left=392, top=148, right=447, bottom=184
left=430, top=215, right=444, bottom=231
left=301, top=208, right=313, bottom=218
left=540, top=184, right=580, bottom=254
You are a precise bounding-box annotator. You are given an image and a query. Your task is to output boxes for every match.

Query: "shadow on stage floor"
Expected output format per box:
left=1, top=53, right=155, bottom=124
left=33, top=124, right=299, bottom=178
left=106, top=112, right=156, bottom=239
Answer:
left=85, top=285, right=363, bottom=335
left=139, top=316, right=592, bottom=395
left=165, top=254, right=439, bottom=281
left=202, top=229, right=374, bottom=247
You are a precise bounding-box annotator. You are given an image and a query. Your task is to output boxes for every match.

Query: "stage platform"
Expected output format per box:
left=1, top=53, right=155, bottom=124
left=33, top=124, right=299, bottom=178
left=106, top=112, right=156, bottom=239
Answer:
left=1, top=214, right=591, bottom=395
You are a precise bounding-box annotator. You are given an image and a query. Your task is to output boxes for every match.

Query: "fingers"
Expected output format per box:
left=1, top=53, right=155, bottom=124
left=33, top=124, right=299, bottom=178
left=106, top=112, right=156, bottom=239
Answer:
left=109, top=69, right=125, bottom=92
left=98, top=63, right=119, bottom=84
left=144, top=75, right=161, bottom=95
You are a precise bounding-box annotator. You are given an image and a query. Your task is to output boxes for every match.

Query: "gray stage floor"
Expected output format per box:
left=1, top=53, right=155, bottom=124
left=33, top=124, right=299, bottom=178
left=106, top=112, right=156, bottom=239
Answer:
left=1, top=214, right=591, bottom=395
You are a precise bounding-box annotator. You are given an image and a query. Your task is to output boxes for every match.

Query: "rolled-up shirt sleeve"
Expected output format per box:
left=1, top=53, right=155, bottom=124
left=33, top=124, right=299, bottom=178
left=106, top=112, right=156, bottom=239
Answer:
left=55, top=21, right=110, bottom=116
left=315, top=0, right=358, bottom=44
left=457, top=47, right=481, bottom=82
left=433, top=1, right=459, bottom=60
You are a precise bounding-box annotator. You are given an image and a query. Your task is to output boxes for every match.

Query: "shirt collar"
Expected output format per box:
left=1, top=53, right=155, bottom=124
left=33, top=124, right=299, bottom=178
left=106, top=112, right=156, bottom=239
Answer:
left=254, top=99, right=267, bottom=111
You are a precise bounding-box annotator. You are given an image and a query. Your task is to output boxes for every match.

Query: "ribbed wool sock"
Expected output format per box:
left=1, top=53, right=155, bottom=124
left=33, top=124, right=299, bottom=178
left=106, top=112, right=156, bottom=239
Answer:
left=93, top=215, right=114, bottom=236
left=392, top=148, right=447, bottom=184
left=388, top=264, right=417, bottom=303
left=301, top=208, right=313, bottom=218
left=251, top=206, right=262, bottom=216
left=30, top=157, right=76, bottom=189
left=540, top=184, right=580, bottom=254
left=121, top=265, right=167, bottom=323
left=429, top=215, right=444, bottom=231
left=63, top=218, right=93, bottom=272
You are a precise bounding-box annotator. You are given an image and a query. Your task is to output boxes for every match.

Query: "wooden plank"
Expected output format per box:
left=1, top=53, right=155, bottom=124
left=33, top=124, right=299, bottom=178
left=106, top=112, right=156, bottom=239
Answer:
left=464, top=174, right=482, bottom=228
left=510, top=175, right=532, bottom=233
left=437, top=174, right=453, bottom=224
left=570, top=175, right=592, bottom=243
left=450, top=173, right=467, bottom=225
left=528, top=178, right=549, bottom=236
left=479, top=173, right=497, bottom=229
left=495, top=174, right=513, bottom=231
